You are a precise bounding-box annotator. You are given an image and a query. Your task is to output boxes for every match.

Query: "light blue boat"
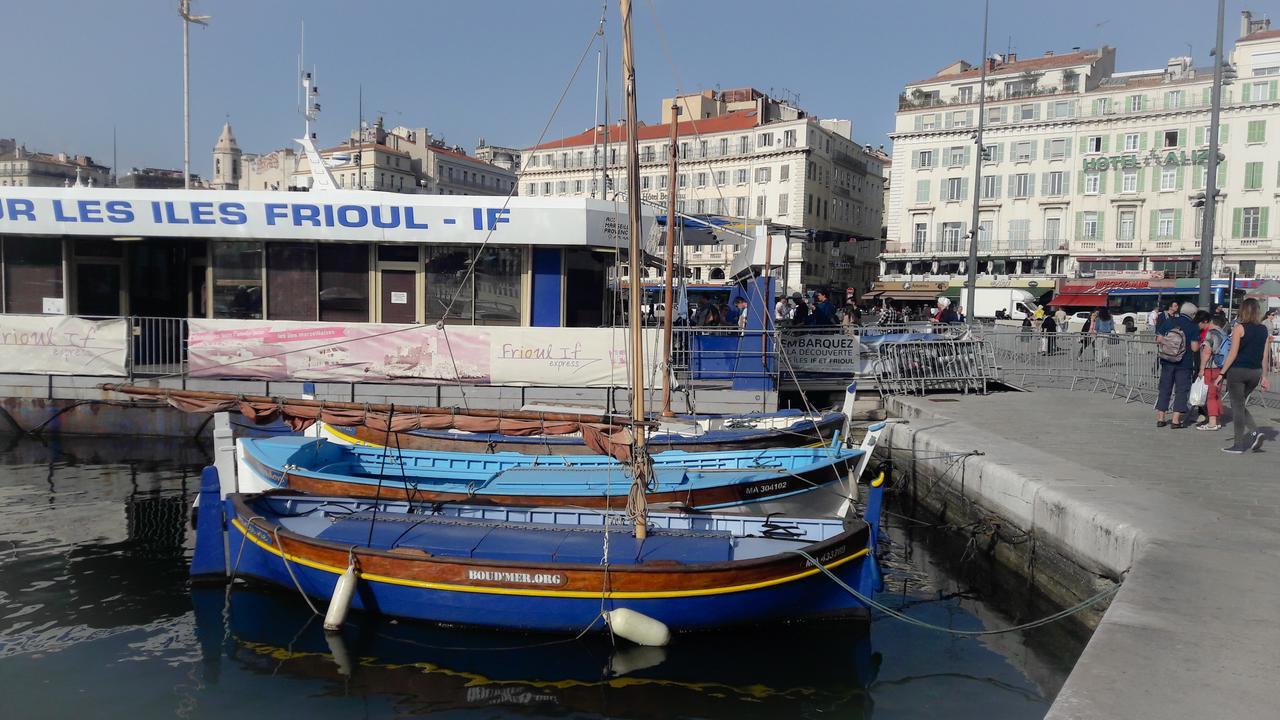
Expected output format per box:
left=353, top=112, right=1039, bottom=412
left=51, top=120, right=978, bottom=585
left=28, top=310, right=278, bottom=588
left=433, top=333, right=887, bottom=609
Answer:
left=233, top=432, right=881, bottom=517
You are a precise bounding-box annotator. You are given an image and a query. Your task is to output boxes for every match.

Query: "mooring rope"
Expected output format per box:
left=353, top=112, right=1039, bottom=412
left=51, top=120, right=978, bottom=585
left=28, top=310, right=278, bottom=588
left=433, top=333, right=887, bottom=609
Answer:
left=788, top=548, right=1121, bottom=636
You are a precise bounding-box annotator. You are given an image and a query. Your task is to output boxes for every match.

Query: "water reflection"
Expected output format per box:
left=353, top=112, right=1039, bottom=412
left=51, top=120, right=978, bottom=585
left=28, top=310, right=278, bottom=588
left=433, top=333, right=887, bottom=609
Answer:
left=0, top=436, right=1081, bottom=719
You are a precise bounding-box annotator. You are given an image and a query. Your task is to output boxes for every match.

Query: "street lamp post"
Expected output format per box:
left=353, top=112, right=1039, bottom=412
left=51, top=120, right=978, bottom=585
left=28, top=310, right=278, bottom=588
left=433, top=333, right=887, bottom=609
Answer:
left=965, top=0, right=991, bottom=320
left=1198, top=0, right=1226, bottom=310
left=178, top=1, right=211, bottom=190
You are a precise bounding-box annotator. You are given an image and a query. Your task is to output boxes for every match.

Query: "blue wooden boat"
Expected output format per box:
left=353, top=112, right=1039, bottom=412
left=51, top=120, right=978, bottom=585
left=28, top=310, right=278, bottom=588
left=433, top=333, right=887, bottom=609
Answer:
left=202, top=478, right=883, bottom=634
left=235, top=435, right=864, bottom=516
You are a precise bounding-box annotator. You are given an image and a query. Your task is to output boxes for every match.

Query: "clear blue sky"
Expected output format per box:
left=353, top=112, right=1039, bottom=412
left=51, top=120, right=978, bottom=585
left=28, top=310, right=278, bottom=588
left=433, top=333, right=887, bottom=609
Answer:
left=0, top=0, right=1252, bottom=178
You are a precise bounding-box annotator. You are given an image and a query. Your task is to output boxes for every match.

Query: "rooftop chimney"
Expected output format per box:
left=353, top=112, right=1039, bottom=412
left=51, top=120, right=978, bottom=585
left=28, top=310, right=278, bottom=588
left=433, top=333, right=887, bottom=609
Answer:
left=1044, top=50, right=1054, bottom=58
left=1006, top=52, right=1017, bottom=63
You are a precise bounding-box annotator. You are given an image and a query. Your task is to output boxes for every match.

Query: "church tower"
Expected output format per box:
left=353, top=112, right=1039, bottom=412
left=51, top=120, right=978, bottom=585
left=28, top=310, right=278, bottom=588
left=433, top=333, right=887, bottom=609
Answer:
left=211, top=121, right=242, bottom=190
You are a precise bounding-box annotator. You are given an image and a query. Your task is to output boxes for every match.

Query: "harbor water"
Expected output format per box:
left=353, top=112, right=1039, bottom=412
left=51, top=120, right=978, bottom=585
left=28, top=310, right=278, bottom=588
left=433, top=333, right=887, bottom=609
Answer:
left=0, top=436, right=1088, bottom=719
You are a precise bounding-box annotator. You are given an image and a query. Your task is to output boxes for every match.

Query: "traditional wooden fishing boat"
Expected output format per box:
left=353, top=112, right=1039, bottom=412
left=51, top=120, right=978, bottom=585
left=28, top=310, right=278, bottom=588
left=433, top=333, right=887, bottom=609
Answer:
left=235, top=435, right=866, bottom=516
left=317, top=408, right=846, bottom=455
left=212, top=485, right=883, bottom=634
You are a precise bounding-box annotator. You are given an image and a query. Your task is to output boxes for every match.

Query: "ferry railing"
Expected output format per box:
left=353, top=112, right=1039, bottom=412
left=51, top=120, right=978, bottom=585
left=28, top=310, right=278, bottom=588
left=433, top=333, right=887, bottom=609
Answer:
left=127, top=316, right=189, bottom=378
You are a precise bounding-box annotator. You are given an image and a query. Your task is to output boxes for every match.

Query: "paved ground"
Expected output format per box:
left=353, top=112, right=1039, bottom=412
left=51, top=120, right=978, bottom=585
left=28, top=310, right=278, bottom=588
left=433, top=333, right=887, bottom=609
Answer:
left=888, top=388, right=1280, bottom=720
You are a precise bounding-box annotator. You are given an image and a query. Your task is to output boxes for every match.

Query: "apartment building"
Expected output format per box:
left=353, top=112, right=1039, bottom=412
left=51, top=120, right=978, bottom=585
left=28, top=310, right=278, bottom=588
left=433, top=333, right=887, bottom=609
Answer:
left=0, top=139, right=111, bottom=188
left=885, top=10, right=1280, bottom=289
left=519, top=88, right=885, bottom=292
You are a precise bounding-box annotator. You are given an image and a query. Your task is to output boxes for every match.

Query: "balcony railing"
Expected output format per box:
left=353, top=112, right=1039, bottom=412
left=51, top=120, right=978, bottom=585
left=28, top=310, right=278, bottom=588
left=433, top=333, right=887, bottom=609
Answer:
left=888, top=238, right=1069, bottom=256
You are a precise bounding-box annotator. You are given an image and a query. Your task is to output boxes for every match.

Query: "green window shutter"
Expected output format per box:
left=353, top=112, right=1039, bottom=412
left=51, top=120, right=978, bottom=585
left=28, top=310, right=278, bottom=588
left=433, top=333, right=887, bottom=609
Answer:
left=1098, top=171, right=1107, bottom=193
left=1077, top=170, right=1086, bottom=193
left=1063, top=171, right=1071, bottom=192
left=1138, top=167, right=1146, bottom=192
left=1175, top=166, right=1184, bottom=190
left=1271, top=80, right=1278, bottom=100
left=1040, top=173, right=1049, bottom=195
left=1150, top=210, right=1159, bottom=240
left=1064, top=139, right=1072, bottom=158
left=1178, top=129, right=1187, bottom=148
left=1220, top=125, right=1230, bottom=143
left=1078, top=136, right=1089, bottom=154
left=1173, top=209, right=1182, bottom=238
left=1218, top=160, right=1227, bottom=186
left=1192, top=166, right=1203, bottom=190
left=1101, top=135, right=1110, bottom=152
left=1232, top=208, right=1243, bottom=238
left=1260, top=208, right=1270, bottom=237
left=1243, top=83, right=1252, bottom=102
left=961, top=177, right=970, bottom=200
left=1113, top=133, right=1124, bottom=150
left=1195, top=126, right=1204, bottom=146
left=1096, top=211, right=1105, bottom=238
left=1075, top=211, right=1084, bottom=240
left=1027, top=174, right=1035, bottom=197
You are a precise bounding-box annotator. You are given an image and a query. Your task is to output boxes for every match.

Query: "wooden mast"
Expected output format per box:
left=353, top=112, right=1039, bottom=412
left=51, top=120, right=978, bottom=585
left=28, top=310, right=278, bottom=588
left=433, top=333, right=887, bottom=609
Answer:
left=620, top=0, right=650, bottom=539
left=660, top=101, right=680, bottom=417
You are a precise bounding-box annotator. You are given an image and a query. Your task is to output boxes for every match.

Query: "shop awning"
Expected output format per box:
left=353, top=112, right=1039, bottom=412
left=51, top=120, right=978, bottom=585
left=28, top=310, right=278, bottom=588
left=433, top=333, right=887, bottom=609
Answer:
left=879, top=290, right=945, bottom=301
left=1050, top=293, right=1107, bottom=307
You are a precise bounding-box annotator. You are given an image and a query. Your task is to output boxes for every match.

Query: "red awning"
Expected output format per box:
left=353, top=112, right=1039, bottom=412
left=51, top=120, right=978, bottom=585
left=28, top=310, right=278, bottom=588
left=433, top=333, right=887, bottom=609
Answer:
left=1050, top=293, right=1108, bottom=307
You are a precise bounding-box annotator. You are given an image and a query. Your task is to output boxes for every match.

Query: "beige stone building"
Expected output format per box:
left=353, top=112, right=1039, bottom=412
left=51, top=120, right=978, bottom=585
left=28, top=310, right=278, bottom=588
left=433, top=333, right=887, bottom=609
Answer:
left=518, top=88, right=885, bottom=293
left=0, top=140, right=111, bottom=188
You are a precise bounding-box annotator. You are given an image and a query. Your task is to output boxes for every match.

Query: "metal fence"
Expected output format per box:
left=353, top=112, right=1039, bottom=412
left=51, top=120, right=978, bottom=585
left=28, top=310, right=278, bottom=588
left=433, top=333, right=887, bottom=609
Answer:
left=128, top=316, right=188, bottom=378
left=975, top=325, right=1280, bottom=410
left=875, top=339, right=998, bottom=396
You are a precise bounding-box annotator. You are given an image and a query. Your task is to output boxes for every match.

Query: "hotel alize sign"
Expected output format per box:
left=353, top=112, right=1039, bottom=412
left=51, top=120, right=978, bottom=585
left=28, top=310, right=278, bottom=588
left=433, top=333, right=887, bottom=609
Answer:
left=1081, top=149, right=1217, bottom=172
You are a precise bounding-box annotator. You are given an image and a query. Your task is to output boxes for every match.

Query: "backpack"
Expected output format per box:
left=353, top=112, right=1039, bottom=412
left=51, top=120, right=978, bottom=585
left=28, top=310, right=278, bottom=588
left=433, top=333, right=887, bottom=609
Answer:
left=1209, top=327, right=1232, bottom=368
left=1157, top=326, right=1187, bottom=363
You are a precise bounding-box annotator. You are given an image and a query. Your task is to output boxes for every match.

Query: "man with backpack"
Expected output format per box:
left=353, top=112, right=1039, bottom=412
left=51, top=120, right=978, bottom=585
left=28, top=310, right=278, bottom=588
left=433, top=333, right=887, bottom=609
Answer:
left=1196, top=313, right=1229, bottom=431
left=1154, top=302, right=1201, bottom=429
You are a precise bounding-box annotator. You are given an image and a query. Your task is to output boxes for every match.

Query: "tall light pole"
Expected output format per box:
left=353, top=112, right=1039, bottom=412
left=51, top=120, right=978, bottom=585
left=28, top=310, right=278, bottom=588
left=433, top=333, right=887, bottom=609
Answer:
left=1198, top=0, right=1226, bottom=311
left=179, top=0, right=211, bottom=190
left=965, top=0, right=990, bottom=320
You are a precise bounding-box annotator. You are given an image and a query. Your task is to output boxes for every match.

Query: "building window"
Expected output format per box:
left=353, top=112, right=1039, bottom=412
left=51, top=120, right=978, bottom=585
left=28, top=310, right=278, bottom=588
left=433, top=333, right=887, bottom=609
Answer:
left=1008, top=219, right=1029, bottom=248
left=714, top=170, right=726, bottom=186
left=915, top=179, right=930, bottom=203
left=525, top=183, right=535, bottom=195
left=912, top=222, right=928, bottom=252
left=641, top=175, right=651, bottom=190
left=1118, top=210, right=1136, bottom=241
left=920, top=114, right=938, bottom=130
left=758, top=132, right=774, bottom=147
left=1092, top=97, right=1111, bottom=115
left=1086, top=136, right=1103, bottom=153
left=778, top=193, right=789, bottom=214
left=3, top=236, right=64, bottom=314
left=1157, top=209, right=1175, bottom=238
left=782, top=129, right=797, bottom=147
left=951, top=110, right=971, bottom=128
left=1014, top=141, right=1033, bottom=162
left=756, top=195, right=766, bottom=216
left=1018, top=103, right=1036, bottom=121
left=981, top=175, right=999, bottom=199
left=1047, top=170, right=1064, bottom=195
left=1082, top=212, right=1100, bottom=239
left=735, top=169, right=748, bottom=184
left=1165, top=90, right=1184, bottom=109
left=1121, top=169, right=1137, bottom=193
left=946, top=177, right=964, bottom=201
left=1245, top=161, right=1264, bottom=190
left=1247, top=119, right=1267, bottom=144
left=779, top=164, right=789, bottom=181
left=1124, top=133, right=1140, bottom=151
left=1048, top=138, right=1067, bottom=158
left=1240, top=207, right=1263, bottom=237
left=678, top=173, right=688, bottom=188
left=1162, top=130, right=1179, bottom=148
left=695, top=199, right=707, bottom=214
left=1013, top=173, right=1031, bottom=198
left=1160, top=167, right=1177, bottom=191
left=1194, top=206, right=1205, bottom=239
left=1045, top=216, right=1062, bottom=243
left=557, top=180, right=567, bottom=193
left=735, top=197, right=748, bottom=216
left=696, top=172, right=707, bottom=187
left=987, top=106, right=1006, bottom=124
left=574, top=179, right=584, bottom=193
left=542, top=182, right=552, bottom=194
left=1126, top=95, right=1144, bottom=112
left=755, top=167, right=771, bottom=183
left=944, top=146, right=964, bottom=166
left=699, top=140, right=708, bottom=158
left=738, top=135, right=750, bottom=153
left=657, top=176, right=666, bottom=189
left=942, top=223, right=963, bottom=252
left=957, top=86, right=973, bottom=103
left=918, top=149, right=935, bottom=168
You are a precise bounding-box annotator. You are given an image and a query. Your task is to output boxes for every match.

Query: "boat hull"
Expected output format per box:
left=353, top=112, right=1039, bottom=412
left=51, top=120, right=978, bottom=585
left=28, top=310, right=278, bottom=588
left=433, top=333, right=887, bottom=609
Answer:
left=323, top=411, right=845, bottom=455
left=224, top=495, right=876, bottom=633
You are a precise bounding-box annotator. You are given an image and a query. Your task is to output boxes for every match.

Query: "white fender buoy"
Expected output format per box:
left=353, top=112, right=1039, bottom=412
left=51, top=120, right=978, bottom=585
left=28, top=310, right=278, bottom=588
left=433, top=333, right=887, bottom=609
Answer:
left=604, top=608, right=670, bottom=647
left=324, top=563, right=358, bottom=631
left=324, top=629, right=353, bottom=677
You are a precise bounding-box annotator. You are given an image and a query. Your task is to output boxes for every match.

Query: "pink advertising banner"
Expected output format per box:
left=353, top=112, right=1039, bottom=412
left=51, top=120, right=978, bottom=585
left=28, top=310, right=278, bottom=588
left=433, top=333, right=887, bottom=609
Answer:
left=187, top=320, right=660, bottom=387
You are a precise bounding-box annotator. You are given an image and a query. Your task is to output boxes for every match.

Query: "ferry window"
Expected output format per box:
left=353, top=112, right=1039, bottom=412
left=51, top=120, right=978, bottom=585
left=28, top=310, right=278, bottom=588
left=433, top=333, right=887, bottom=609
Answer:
left=267, top=243, right=317, bottom=321
left=319, top=243, right=370, bottom=322
left=377, top=245, right=418, bottom=263
left=472, top=247, right=521, bottom=325
left=423, top=245, right=473, bottom=322
left=211, top=240, right=263, bottom=319
left=3, top=235, right=63, bottom=314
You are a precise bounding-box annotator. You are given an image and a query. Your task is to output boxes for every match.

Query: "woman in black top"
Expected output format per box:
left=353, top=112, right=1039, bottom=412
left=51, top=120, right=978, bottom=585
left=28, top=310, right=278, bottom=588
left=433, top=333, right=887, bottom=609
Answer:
left=1218, top=298, right=1273, bottom=453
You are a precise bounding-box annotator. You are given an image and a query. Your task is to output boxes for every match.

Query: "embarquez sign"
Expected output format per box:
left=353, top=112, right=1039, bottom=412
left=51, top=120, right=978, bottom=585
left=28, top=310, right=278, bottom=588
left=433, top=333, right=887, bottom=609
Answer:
left=780, top=333, right=860, bottom=373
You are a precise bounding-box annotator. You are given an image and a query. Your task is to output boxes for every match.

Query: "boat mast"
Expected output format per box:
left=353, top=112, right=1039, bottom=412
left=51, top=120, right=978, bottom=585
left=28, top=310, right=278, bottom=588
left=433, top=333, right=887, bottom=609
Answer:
left=660, top=101, right=679, bottom=417
left=620, top=0, right=650, bottom=539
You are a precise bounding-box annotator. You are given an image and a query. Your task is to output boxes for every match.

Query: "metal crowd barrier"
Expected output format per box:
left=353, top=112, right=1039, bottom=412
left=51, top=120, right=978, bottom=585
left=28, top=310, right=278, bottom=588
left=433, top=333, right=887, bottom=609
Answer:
left=875, top=338, right=998, bottom=396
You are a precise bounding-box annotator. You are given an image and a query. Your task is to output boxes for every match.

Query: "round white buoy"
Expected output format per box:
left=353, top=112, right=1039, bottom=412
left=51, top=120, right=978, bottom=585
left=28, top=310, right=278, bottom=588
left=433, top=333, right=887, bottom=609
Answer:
left=603, top=608, right=670, bottom=647
left=323, top=564, right=358, bottom=631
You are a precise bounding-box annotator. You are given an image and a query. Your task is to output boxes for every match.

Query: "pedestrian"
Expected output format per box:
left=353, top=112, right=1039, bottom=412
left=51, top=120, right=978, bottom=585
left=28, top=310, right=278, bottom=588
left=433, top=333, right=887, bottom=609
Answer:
left=1033, top=304, right=1046, bottom=321
left=840, top=298, right=860, bottom=328
left=692, top=295, right=713, bottom=326
left=699, top=301, right=722, bottom=327
left=933, top=297, right=960, bottom=324
left=790, top=292, right=810, bottom=325
left=1153, top=302, right=1201, bottom=429
left=1218, top=298, right=1273, bottom=453
left=1093, top=308, right=1115, bottom=362
left=1053, top=305, right=1067, bottom=331
left=733, top=297, right=750, bottom=330
left=1078, top=310, right=1095, bottom=357
left=774, top=295, right=791, bottom=325
left=1196, top=312, right=1227, bottom=431
left=1040, top=311, right=1058, bottom=354
left=1154, top=299, right=1180, bottom=334
left=810, top=290, right=838, bottom=325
